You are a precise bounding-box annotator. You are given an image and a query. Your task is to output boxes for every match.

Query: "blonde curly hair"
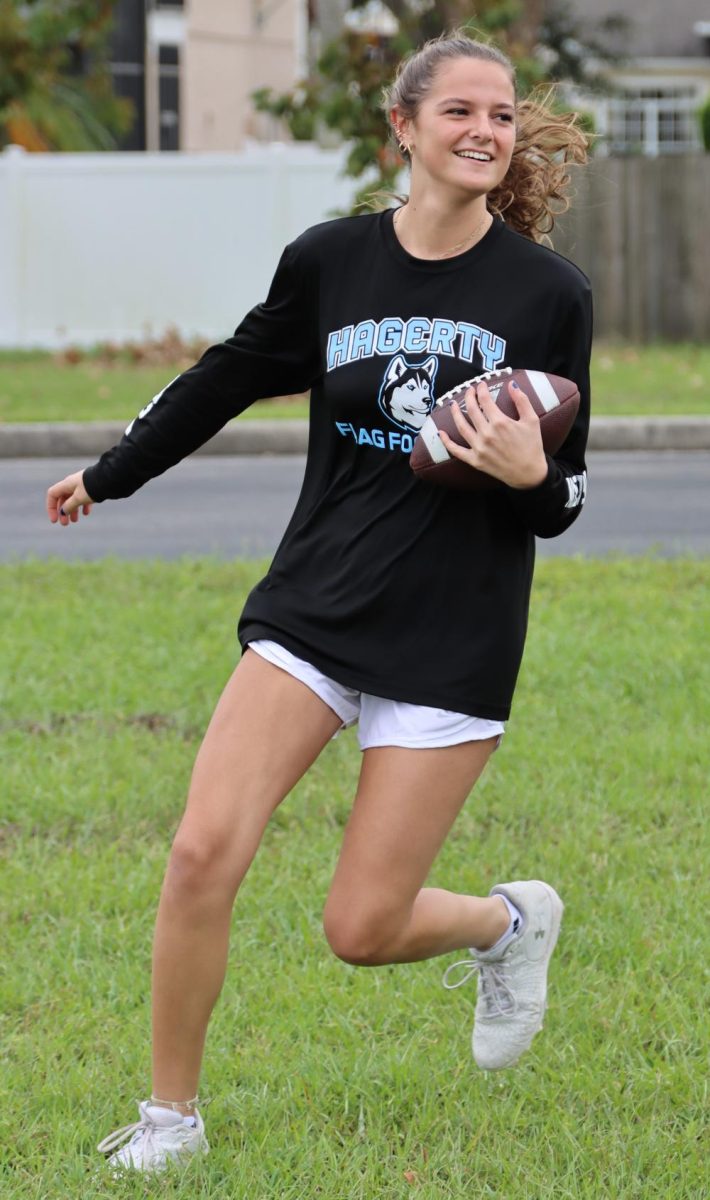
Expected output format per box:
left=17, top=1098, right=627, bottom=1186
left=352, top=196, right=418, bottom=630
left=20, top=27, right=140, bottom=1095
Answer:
left=381, top=31, right=591, bottom=243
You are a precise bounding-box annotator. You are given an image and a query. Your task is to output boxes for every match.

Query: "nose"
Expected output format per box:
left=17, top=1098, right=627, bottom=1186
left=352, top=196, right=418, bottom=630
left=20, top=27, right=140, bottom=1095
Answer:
left=466, top=113, right=493, bottom=142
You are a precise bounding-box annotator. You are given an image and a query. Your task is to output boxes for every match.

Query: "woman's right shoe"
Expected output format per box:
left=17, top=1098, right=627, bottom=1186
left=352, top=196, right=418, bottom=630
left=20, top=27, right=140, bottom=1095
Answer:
left=97, top=1099, right=209, bottom=1174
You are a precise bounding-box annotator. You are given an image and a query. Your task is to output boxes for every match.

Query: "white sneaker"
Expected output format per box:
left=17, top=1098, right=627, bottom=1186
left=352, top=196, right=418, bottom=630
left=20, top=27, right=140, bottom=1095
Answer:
left=443, top=880, right=563, bottom=1070
left=97, top=1100, right=209, bottom=1174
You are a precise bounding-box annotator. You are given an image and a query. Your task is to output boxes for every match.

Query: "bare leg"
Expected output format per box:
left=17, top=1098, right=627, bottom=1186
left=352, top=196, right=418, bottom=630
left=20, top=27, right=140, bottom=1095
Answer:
left=150, top=650, right=343, bottom=1114
left=323, top=741, right=509, bottom=968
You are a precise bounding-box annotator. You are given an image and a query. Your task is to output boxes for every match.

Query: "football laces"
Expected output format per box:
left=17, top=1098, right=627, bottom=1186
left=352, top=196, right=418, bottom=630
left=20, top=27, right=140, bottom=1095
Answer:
left=435, top=366, right=513, bottom=408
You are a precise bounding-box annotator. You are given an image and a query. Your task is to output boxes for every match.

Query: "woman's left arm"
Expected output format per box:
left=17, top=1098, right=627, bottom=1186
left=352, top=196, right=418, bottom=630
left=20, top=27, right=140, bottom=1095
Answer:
left=438, top=279, right=593, bottom=538
left=502, top=280, right=593, bottom=539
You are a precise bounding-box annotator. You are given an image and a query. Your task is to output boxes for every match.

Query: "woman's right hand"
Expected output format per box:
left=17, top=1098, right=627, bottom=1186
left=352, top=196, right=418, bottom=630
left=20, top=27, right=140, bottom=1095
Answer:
left=46, top=470, right=94, bottom=526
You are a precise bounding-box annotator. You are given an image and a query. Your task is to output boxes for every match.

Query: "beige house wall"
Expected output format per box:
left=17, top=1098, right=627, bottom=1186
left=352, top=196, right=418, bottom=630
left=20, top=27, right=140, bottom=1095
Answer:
left=182, top=0, right=304, bottom=151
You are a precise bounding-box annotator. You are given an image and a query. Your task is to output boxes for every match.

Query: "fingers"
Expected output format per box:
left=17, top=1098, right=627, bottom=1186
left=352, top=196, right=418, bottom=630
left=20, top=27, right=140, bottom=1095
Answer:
left=507, top=379, right=538, bottom=421
left=447, top=382, right=498, bottom=447
left=442, top=377, right=536, bottom=448
left=62, top=490, right=89, bottom=518
left=456, top=380, right=511, bottom=428
left=46, top=473, right=94, bottom=526
left=470, top=380, right=501, bottom=423
left=451, top=388, right=478, bottom=443
left=474, top=378, right=536, bottom=423
left=464, top=377, right=538, bottom=423
left=437, top=378, right=546, bottom=487
left=440, top=393, right=478, bottom=463
left=46, top=482, right=66, bottom=525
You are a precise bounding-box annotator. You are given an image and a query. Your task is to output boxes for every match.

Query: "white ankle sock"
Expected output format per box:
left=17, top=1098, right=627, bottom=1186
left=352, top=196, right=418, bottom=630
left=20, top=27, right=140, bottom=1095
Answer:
left=488, top=894, right=523, bottom=952
left=148, top=1103, right=197, bottom=1126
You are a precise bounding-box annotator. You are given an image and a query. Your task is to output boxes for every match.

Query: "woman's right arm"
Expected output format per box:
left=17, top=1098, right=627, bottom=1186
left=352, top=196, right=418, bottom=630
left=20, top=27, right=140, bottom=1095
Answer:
left=47, top=240, right=319, bottom=520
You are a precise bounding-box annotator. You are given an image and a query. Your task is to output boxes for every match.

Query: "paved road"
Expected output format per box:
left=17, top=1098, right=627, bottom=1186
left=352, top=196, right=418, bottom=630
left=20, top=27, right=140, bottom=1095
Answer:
left=3, top=451, right=709, bottom=562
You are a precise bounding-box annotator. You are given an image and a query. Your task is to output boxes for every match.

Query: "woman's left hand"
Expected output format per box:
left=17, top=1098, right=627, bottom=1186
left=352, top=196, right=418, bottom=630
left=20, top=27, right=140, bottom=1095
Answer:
left=439, top=380, right=549, bottom=489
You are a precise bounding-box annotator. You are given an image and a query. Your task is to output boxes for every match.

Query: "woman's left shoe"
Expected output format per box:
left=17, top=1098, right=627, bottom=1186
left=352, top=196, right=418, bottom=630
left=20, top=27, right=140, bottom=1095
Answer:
left=442, top=879, right=563, bottom=1070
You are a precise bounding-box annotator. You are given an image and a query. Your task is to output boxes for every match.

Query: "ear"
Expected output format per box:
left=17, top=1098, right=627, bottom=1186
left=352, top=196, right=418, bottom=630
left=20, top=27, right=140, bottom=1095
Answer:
left=390, top=105, right=409, bottom=147
left=385, top=355, right=408, bottom=384
left=422, top=355, right=437, bottom=381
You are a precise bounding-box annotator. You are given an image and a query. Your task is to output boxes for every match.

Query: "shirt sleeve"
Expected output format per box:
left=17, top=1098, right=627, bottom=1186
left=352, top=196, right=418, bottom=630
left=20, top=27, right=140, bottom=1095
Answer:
left=82, top=242, right=320, bottom=502
left=504, top=278, right=593, bottom=539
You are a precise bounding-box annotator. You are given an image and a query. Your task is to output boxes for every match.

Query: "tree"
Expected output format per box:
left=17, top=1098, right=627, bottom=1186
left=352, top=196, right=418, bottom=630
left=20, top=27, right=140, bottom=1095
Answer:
left=0, top=1, right=133, bottom=151
left=252, top=1, right=624, bottom=212
left=253, top=1, right=542, bottom=212
left=536, top=1, right=629, bottom=92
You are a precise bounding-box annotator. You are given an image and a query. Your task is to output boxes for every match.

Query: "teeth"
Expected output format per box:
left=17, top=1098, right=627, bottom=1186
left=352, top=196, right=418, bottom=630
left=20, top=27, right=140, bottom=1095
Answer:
left=455, top=151, right=491, bottom=161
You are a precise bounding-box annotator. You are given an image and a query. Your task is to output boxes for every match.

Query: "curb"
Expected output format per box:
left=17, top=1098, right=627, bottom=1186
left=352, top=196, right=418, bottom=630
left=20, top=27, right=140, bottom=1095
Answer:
left=2, top=416, right=710, bottom=458
left=587, top=417, right=710, bottom=451
left=0, top=419, right=309, bottom=458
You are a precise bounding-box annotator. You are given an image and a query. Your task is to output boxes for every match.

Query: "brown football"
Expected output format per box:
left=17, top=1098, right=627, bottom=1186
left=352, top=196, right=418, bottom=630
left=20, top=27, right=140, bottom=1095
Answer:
left=410, top=367, right=580, bottom=491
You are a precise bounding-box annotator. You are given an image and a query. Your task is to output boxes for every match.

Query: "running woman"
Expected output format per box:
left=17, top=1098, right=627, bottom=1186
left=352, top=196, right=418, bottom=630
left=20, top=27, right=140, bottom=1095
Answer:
left=46, top=31, right=593, bottom=1175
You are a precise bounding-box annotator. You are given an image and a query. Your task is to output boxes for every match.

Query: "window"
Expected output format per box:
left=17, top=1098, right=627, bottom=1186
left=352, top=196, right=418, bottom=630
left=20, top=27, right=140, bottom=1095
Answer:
left=605, top=86, right=701, bottom=156
left=158, top=44, right=180, bottom=151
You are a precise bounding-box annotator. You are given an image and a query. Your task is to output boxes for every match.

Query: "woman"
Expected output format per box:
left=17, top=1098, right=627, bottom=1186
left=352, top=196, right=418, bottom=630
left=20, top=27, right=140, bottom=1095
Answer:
left=46, top=31, right=592, bottom=1174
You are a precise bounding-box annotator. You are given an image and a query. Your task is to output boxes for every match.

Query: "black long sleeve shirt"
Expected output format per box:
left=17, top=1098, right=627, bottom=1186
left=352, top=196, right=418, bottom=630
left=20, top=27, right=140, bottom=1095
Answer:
left=83, top=211, right=593, bottom=720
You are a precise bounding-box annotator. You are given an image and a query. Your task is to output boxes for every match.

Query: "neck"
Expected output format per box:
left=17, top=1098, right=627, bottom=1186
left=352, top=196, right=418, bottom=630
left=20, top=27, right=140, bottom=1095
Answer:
left=394, top=192, right=491, bottom=260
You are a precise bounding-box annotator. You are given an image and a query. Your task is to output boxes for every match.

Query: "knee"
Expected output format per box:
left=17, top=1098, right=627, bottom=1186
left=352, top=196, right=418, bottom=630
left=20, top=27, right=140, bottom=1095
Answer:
left=322, top=899, right=401, bottom=966
left=166, top=832, right=236, bottom=897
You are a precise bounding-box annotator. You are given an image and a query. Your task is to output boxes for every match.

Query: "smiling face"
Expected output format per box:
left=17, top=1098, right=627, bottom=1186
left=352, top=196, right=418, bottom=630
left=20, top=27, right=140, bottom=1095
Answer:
left=394, top=56, right=517, bottom=202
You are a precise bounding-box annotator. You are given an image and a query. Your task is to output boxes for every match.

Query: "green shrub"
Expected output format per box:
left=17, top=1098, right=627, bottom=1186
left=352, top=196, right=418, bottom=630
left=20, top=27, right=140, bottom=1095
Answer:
left=698, top=94, right=710, bottom=151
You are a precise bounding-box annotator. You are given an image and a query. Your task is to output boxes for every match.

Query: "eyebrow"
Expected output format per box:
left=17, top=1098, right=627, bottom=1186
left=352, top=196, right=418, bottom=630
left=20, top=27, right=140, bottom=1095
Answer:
left=437, top=97, right=515, bottom=109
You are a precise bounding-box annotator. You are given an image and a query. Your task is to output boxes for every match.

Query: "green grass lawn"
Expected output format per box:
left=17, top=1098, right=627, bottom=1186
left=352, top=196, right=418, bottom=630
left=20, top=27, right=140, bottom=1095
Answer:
left=1, top=342, right=709, bottom=423
left=1, top=557, right=707, bottom=1197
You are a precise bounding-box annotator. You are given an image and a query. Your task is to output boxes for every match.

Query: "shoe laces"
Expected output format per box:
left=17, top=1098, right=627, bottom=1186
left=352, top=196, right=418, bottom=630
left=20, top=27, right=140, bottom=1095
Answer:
left=442, top=955, right=518, bottom=1018
left=96, top=1101, right=187, bottom=1157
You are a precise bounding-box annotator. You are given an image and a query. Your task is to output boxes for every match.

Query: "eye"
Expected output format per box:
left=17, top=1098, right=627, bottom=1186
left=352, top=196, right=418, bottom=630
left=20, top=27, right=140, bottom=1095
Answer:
left=447, top=108, right=468, bottom=116
left=494, top=112, right=515, bottom=123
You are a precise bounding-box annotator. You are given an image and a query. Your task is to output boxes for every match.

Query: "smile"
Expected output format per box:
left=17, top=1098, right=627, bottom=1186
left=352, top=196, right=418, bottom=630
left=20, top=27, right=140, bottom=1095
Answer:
left=454, top=150, right=492, bottom=162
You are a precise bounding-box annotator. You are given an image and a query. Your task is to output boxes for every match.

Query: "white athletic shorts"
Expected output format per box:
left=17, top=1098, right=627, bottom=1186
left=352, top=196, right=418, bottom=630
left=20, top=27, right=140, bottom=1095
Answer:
left=247, top=639, right=505, bottom=751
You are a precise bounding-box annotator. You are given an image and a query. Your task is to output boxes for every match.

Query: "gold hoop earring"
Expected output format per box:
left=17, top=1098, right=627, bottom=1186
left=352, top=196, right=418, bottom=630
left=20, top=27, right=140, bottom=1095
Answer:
left=395, top=129, right=410, bottom=156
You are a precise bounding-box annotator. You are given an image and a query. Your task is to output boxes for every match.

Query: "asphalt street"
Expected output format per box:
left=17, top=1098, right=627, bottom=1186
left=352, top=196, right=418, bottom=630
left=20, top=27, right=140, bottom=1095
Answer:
left=3, top=451, right=709, bottom=562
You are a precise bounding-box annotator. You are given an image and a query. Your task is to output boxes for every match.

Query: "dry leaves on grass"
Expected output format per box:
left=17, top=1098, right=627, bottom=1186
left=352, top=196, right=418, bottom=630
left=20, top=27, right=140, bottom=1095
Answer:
left=54, top=326, right=212, bottom=369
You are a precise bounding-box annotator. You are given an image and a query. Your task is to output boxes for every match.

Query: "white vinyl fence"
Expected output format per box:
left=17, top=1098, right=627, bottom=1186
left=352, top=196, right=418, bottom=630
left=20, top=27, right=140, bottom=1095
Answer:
left=0, top=142, right=357, bottom=349
left=1, top=143, right=709, bottom=346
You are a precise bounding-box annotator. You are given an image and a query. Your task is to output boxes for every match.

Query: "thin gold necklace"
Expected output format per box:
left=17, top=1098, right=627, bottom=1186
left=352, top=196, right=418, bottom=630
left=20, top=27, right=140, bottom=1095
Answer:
left=393, top=205, right=491, bottom=260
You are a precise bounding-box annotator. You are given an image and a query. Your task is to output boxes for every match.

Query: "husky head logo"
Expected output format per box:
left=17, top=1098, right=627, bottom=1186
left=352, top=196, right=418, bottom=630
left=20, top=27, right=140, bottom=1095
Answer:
left=378, top=355, right=438, bottom=432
